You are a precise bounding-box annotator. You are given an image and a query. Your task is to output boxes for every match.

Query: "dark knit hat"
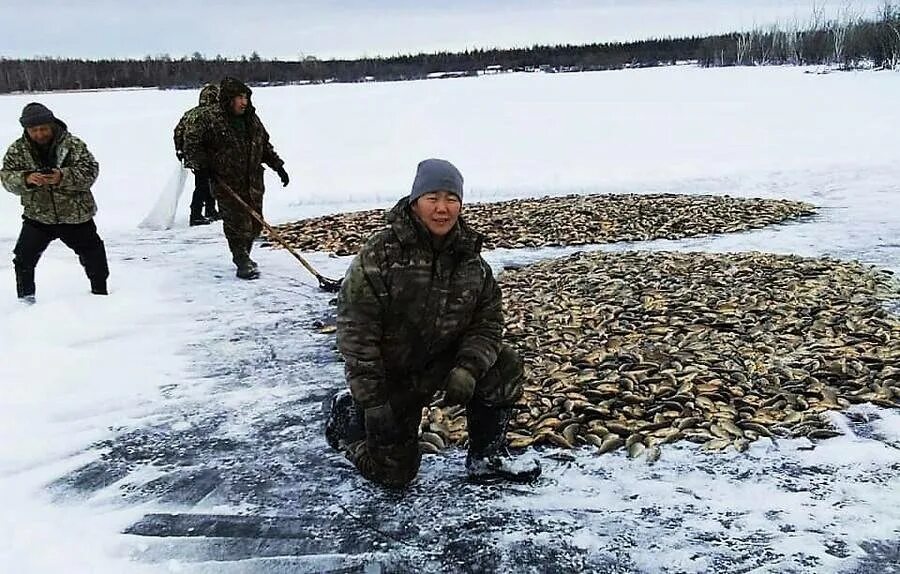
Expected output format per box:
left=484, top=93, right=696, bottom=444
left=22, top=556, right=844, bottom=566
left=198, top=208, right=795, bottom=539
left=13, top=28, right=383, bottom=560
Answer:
left=410, top=159, right=464, bottom=203
left=19, top=102, right=55, bottom=128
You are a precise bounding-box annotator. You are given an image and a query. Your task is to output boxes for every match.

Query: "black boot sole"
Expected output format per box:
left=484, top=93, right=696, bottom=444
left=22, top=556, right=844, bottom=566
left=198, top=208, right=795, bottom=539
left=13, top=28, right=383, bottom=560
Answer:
left=466, top=470, right=542, bottom=485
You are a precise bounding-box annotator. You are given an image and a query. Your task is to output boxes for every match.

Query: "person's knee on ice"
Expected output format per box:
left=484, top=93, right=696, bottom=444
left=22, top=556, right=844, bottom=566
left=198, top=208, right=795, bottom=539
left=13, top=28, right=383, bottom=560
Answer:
left=331, top=159, right=541, bottom=486
left=339, top=401, right=423, bottom=488
left=348, top=438, right=421, bottom=489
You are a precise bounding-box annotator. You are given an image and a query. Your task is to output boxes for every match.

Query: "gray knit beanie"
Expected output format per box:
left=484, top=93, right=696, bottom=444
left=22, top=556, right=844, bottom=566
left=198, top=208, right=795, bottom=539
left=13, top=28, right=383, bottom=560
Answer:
left=409, top=158, right=464, bottom=203
left=19, top=102, right=55, bottom=128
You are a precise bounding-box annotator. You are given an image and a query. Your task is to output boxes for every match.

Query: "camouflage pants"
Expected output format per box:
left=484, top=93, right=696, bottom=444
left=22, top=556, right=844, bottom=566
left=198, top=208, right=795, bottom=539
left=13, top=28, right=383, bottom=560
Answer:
left=213, top=182, right=263, bottom=260
left=345, top=344, right=524, bottom=488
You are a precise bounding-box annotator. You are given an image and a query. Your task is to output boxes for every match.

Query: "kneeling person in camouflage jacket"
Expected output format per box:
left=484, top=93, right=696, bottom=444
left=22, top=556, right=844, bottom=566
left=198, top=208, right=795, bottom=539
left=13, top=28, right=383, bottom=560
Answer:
left=1, top=103, right=109, bottom=303
left=326, top=158, right=541, bottom=488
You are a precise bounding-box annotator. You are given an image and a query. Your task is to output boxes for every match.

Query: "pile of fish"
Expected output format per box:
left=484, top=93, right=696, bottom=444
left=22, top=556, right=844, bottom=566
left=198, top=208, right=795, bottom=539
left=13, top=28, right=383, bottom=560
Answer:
left=418, top=251, right=900, bottom=459
left=268, top=194, right=815, bottom=255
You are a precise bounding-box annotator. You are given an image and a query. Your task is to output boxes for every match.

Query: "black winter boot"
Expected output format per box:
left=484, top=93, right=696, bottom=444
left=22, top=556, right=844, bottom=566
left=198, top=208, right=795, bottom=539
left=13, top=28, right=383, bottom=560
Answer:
left=245, top=239, right=259, bottom=272
left=90, top=278, right=108, bottom=295
left=466, top=400, right=541, bottom=484
left=15, top=265, right=35, bottom=301
left=204, top=205, right=221, bottom=221
left=189, top=209, right=211, bottom=226
left=235, top=259, right=260, bottom=280
left=325, top=389, right=365, bottom=450
left=230, top=239, right=260, bottom=280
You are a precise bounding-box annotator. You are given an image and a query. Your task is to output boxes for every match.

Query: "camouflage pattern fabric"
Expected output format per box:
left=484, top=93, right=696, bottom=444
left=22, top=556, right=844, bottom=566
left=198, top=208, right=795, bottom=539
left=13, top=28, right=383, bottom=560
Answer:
left=181, top=78, right=283, bottom=248
left=337, top=197, right=506, bottom=410
left=336, top=197, right=523, bottom=487
left=173, top=83, right=219, bottom=160
left=343, top=345, right=524, bottom=488
left=1, top=120, right=100, bottom=225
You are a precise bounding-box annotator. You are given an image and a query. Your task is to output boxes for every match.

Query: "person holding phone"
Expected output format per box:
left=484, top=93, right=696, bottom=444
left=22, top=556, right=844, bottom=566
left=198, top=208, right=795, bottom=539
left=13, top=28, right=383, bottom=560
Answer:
left=0, top=102, right=109, bottom=303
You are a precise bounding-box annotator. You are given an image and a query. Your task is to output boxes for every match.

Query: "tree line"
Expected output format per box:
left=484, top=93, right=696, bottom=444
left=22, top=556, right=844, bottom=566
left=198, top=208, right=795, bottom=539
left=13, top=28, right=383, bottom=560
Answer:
left=2, top=5, right=900, bottom=94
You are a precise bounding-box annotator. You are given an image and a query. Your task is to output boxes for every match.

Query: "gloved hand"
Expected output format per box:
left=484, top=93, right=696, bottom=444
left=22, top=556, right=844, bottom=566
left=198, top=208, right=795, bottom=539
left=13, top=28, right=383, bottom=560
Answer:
left=444, top=366, right=476, bottom=405
left=275, top=165, right=290, bottom=187
left=175, top=150, right=185, bottom=162
left=365, top=403, right=399, bottom=446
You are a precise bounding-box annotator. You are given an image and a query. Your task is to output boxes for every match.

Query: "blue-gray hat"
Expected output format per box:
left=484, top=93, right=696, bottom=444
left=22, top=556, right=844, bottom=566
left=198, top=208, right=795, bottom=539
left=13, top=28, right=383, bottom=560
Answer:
left=410, top=158, right=464, bottom=203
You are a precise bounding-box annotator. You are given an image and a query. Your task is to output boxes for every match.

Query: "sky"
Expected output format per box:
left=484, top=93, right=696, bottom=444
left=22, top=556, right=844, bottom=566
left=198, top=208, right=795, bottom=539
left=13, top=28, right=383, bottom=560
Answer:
left=0, top=0, right=886, bottom=60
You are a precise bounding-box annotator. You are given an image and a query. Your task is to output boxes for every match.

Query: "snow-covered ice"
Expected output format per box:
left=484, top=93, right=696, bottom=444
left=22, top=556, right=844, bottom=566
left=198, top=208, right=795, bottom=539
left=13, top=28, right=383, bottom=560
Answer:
left=0, top=66, right=898, bottom=573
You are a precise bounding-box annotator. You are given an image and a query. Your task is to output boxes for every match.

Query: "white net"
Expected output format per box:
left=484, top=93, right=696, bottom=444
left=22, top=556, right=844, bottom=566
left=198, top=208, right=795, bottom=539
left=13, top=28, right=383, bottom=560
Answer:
left=138, top=163, right=188, bottom=230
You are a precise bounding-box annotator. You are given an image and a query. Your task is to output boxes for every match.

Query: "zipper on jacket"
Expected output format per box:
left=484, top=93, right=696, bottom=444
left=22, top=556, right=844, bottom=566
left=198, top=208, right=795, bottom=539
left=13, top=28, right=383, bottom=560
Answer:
left=49, top=144, right=65, bottom=223
left=49, top=187, right=60, bottom=223
left=426, top=248, right=448, bottom=356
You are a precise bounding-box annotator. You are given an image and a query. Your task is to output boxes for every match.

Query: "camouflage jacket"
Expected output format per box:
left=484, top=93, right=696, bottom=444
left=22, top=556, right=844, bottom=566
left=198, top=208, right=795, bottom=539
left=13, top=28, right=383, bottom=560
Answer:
left=337, top=198, right=503, bottom=410
left=173, top=84, right=219, bottom=160
left=181, top=82, right=283, bottom=200
left=1, top=120, right=100, bottom=225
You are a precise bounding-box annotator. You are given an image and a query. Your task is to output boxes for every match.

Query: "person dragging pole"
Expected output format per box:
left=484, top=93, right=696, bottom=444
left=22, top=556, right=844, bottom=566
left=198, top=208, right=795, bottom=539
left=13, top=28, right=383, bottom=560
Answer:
left=182, top=77, right=289, bottom=280
left=325, top=158, right=541, bottom=488
left=0, top=103, right=109, bottom=303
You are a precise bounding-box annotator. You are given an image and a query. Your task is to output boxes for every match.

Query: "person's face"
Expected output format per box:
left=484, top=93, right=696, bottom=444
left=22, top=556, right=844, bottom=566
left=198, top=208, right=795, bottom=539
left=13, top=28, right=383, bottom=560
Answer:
left=25, top=124, right=53, bottom=145
left=411, top=190, right=461, bottom=237
left=231, top=94, right=249, bottom=115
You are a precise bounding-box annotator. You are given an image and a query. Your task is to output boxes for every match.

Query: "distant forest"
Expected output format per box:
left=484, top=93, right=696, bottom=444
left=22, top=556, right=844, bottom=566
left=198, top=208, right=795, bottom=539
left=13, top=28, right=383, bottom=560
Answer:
left=3, top=5, right=900, bottom=94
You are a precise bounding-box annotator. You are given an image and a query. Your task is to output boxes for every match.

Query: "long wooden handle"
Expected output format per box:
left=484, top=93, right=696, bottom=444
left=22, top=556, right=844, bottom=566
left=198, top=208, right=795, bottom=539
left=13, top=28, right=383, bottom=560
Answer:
left=214, top=178, right=333, bottom=283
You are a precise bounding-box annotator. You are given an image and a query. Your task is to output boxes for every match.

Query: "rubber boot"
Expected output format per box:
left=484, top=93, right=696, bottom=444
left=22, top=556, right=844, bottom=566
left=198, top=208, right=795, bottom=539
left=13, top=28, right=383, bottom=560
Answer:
left=204, top=203, right=221, bottom=221
left=15, top=265, right=36, bottom=304
left=465, top=400, right=541, bottom=483
left=190, top=207, right=211, bottom=226
left=78, top=240, right=110, bottom=295
left=90, top=278, right=108, bottom=295
left=325, top=389, right=366, bottom=450
left=230, top=239, right=259, bottom=280
left=245, top=239, right=258, bottom=271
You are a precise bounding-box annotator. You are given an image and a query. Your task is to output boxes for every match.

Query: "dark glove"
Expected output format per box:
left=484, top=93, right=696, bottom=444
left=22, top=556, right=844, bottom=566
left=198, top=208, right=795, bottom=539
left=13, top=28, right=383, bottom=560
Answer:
left=175, top=150, right=185, bottom=162
left=275, top=165, right=289, bottom=187
left=364, top=403, right=399, bottom=446
left=444, top=366, right=476, bottom=405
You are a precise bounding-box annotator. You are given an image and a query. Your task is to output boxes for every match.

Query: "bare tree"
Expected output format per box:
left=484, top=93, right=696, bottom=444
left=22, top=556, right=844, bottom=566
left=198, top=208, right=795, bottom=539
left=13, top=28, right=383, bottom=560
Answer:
left=736, top=32, right=752, bottom=65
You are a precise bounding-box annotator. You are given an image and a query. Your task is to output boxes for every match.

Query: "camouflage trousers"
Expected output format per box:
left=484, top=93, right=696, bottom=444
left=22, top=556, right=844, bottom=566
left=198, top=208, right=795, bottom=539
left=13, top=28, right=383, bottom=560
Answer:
left=345, top=344, right=524, bottom=488
left=213, top=181, right=263, bottom=261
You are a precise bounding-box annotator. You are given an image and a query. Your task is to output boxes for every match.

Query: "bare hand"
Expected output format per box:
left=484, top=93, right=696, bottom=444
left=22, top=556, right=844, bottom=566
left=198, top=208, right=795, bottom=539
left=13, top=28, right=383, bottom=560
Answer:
left=25, top=172, right=46, bottom=186
left=44, top=169, right=62, bottom=185
left=25, top=170, right=62, bottom=187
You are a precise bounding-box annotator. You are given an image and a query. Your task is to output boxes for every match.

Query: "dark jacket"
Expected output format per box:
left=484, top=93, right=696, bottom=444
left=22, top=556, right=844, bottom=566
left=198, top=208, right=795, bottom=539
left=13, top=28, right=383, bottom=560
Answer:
left=173, top=83, right=219, bottom=160
left=337, top=198, right=504, bottom=409
left=182, top=78, right=283, bottom=200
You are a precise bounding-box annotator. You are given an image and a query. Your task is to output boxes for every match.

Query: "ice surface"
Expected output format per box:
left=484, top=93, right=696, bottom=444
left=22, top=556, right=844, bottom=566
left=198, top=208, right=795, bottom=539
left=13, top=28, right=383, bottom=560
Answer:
left=0, top=66, right=897, bottom=573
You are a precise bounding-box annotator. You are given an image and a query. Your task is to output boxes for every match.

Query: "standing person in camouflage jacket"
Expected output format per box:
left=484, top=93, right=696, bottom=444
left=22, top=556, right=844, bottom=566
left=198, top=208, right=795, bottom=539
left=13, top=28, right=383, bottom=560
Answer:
left=182, top=77, right=289, bottom=279
left=325, top=159, right=541, bottom=488
left=174, top=83, right=221, bottom=226
left=1, top=103, right=109, bottom=303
